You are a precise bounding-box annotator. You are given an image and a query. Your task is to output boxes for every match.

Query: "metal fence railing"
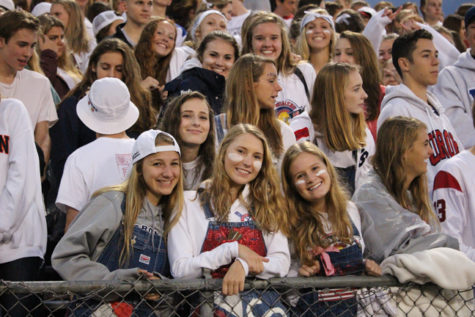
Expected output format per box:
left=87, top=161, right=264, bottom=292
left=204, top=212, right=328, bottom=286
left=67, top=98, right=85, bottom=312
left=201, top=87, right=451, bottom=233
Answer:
left=0, top=276, right=473, bottom=316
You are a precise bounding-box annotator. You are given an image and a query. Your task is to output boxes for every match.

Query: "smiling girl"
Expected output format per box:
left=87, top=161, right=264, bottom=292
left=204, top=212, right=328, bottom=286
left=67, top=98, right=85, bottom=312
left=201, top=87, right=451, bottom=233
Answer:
left=215, top=54, right=296, bottom=165
left=296, top=8, right=336, bottom=74
left=160, top=91, right=216, bottom=190
left=242, top=12, right=316, bottom=123
left=135, top=18, right=177, bottom=113
left=165, top=31, right=239, bottom=114
left=52, top=129, right=184, bottom=315
left=168, top=124, right=289, bottom=315
left=282, top=141, right=381, bottom=316
left=290, top=63, right=374, bottom=194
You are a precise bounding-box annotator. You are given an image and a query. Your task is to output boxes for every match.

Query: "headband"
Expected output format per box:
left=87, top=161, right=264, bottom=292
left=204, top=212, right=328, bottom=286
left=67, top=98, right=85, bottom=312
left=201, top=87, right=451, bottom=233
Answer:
left=300, top=11, right=335, bottom=32
left=191, top=10, right=226, bottom=41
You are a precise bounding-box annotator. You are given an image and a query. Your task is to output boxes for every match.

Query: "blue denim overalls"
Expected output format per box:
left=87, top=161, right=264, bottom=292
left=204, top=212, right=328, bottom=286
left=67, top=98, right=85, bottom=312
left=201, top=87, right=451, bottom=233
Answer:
left=71, top=199, right=170, bottom=317
left=200, top=202, right=287, bottom=317
left=293, top=222, right=364, bottom=317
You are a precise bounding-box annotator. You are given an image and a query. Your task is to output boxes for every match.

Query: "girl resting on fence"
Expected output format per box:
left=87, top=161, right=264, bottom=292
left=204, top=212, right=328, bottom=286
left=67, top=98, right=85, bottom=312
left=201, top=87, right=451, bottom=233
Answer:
left=168, top=124, right=290, bottom=316
left=52, top=129, right=183, bottom=316
left=282, top=141, right=381, bottom=317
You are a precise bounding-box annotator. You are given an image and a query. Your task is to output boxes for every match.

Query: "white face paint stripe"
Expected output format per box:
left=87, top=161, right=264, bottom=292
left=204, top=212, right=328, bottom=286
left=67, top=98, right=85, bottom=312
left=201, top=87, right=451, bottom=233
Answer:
left=295, top=179, right=306, bottom=186
left=315, top=169, right=327, bottom=177
left=253, top=160, right=262, bottom=170
left=227, top=152, right=244, bottom=163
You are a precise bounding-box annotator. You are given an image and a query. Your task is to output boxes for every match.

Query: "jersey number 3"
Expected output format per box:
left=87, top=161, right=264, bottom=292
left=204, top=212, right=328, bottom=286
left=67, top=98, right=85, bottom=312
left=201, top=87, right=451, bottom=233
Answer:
left=433, top=199, right=446, bottom=222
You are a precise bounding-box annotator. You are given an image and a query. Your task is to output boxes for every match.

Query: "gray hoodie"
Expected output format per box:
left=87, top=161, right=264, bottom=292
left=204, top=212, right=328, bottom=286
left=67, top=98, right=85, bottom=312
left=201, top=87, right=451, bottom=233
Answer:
left=377, top=84, right=462, bottom=194
left=52, top=191, right=165, bottom=281
left=433, top=50, right=475, bottom=148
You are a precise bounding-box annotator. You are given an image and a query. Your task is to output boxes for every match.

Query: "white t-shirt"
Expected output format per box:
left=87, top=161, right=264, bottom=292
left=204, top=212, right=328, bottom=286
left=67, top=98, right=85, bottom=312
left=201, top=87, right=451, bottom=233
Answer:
left=56, top=137, right=134, bottom=213
left=0, top=98, right=46, bottom=263
left=0, top=69, right=57, bottom=127
left=432, top=150, right=475, bottom=261
left=227, top=11, right=251, bottom=37
left=183, top=156, right=205, bottom=191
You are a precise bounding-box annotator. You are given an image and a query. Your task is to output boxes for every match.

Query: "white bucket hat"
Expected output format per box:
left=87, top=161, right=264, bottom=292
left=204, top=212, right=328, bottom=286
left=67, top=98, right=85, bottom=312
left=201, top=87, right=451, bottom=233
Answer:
left=92, top=10, right=125, bottom=36
left=31, top=2, right=51, bottom=16
left=132, top=130, right=181, bottom=164
left=0, top=0, right=14, bottom=11
left=76, top=77, right=139, bottom=135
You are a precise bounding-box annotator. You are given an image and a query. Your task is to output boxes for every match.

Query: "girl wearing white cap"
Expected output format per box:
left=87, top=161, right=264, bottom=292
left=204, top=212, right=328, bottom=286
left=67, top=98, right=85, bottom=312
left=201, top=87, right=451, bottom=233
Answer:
left=168, top=124, right=290, bottom=314
left=242, top=12, right=316, bottom=124
left=52, top=129, right=184, bottom=315
left=296, top=8, right=336, bottom=74
left=160, top=91, right=216, bottom=190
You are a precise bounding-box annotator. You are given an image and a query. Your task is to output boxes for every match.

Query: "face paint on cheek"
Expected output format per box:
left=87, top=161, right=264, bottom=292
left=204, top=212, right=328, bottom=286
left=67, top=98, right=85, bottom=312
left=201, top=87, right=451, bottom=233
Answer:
left=315, top=169, right=327, bottom=177
left=253, top=160, right=262, bottom=170
left=322, top=29, right=332, bottom=35
left=227, top=152, right=244, bottom=163
left=295, top=179, right=306, bottom=186
left=305, top=29, right=314, bottom=34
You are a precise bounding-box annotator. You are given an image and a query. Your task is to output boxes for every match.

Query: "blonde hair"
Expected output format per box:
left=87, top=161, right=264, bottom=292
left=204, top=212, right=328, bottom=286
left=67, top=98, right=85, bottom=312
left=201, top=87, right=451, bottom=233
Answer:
left=373, top=116, right=436, bottom=225
left=52, top=0, right=90, bottom=54
left=200, top=124, right=289, bottom=235
left=310, top=63, right=366, bottom=151
left=95, top=133, right=184, bottom=266
left=241, top=12, right=296, bottom=75
left=296, top=8, right=336, bottom=63
left=282, top=142, right=352, bottom=265
left=225, top=54, right=283, bottom=157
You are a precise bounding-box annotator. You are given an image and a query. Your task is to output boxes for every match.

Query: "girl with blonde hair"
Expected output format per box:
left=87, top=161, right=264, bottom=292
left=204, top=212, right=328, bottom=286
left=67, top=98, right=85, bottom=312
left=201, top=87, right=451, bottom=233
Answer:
left=52, top=129, right=184, bottom=315
left=242, top=12, right=316, bottom=123
left=353, top=116, right=458, bottom=263
left=216, top=53, right=296, bottom=164
left=290, top=62, right=374, bottom=194
left=50, top=0, right=96, bottom=73
left=37, top=14, right=82, bottom=99
left=168, top=124, right=290, bottom=314
left=282, top=141, right=381, bottom=316
left=296, top=8, right=336, bottom=74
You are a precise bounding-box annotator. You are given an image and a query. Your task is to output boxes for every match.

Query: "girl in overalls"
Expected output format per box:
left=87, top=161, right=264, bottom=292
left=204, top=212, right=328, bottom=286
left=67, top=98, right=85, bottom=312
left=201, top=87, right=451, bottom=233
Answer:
left=52, top=130, right=184, bottom=316
left=281, top=142, right=381, bottom=317
left=168, top=124, right=291, bottom=316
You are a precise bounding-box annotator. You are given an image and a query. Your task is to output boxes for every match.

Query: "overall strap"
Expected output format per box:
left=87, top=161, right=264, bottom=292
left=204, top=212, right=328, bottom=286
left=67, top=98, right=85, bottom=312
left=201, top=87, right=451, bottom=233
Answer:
left=294, top=66, right=310, bottom=99
left=214, top=113, right=227, bottom=145
left=203, top=201, right=214, bottom=219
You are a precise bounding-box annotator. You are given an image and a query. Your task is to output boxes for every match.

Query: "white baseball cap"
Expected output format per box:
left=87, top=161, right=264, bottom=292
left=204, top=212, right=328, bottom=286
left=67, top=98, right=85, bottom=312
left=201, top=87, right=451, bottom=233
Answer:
left=31, top=2, right=51, bottom=16
left=0, top=0, right=14, bottom=11
left=93, top=10, right=125, bottom=36
left=132, top=130, right=181, bottom=164
left=76, top=77, right=139, bottom=135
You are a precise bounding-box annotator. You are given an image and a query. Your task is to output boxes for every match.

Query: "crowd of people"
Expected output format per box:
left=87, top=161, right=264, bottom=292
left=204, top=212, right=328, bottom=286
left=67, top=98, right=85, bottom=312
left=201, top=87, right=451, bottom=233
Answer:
left=1, top=0, right=475, bottom=316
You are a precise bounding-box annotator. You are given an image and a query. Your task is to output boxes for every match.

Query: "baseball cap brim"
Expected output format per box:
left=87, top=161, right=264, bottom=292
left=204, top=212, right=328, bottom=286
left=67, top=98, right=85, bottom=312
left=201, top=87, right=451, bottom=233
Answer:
left=76, top=96, right=139, bottom=134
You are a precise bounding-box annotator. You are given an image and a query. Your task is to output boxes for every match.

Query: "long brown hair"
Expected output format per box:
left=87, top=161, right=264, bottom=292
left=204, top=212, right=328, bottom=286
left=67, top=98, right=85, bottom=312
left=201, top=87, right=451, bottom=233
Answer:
left=241, top=12, right=296, bottom=75
left=135, top=18, right=176, bottom=85
left=200, top=124, right=289, bottom=235
left=225, top=54, right=283, bottom=157
left=373, top=116, right=436, bottom=225
left=51, top=0, right=90, bottom=54
left=159, top=91, right=216, bottom=183
left=282, top=142, right=352, bottom=265
left=310, top=63, right=366, bottom=151
left=96, top=133, right=184, bottom=266
left=61, top=39, right=155, bottom=133
left=337, top=31, right=382, bottom=121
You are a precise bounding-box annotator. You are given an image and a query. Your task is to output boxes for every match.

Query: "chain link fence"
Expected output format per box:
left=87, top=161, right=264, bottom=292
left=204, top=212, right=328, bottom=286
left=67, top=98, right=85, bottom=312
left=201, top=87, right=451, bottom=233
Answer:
left=0, top=275, right=473, bottom=316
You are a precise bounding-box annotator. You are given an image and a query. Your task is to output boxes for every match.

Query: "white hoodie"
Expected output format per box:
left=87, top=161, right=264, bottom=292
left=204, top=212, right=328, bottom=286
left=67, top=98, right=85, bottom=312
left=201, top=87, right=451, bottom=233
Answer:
left=433, top=49, right=475, bottom=148
left=0, top=98, right=46, bottom=264
left=378, top=84, right=462, bottom=193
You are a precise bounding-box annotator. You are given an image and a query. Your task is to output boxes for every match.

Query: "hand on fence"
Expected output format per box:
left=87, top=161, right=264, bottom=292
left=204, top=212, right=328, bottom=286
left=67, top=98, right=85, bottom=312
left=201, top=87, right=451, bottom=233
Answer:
left=298, top=260, right=321, bottom=277
left=238, top=244, right=268, bottom=274
left=364, top=259, right=382, bottom=276
left=222, top=260, right=246, bottom=296
left=137, top=269, right=161, bottom=301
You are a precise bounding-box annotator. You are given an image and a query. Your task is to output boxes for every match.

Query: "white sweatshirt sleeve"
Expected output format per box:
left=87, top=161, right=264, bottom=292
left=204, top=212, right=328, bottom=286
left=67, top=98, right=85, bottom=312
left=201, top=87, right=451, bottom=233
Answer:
left=0, top=99, right=44, bottom=242
left=258, top=230, right=291, bottom=279
left=362, top=9, right=390, bottom=54
left=167, top=195, right=239, bottom=279
left=417, top=22, right=460, bottom=70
